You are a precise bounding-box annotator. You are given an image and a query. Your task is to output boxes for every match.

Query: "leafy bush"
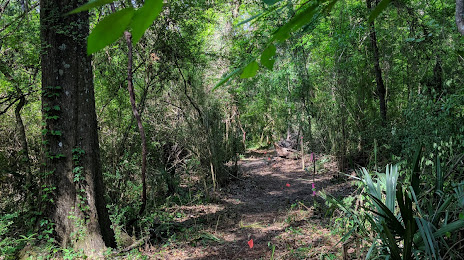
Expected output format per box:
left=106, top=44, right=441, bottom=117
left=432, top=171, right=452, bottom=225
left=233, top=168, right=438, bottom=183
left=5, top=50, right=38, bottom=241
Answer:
left=323, top=148, right=464, bottom=259
left=0, top=212, right=20, bottom=258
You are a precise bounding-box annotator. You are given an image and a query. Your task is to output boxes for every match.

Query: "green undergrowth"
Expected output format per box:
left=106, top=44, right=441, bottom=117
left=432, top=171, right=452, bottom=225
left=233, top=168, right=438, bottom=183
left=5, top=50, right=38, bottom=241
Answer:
left=322, top=147, right=464, bottom=259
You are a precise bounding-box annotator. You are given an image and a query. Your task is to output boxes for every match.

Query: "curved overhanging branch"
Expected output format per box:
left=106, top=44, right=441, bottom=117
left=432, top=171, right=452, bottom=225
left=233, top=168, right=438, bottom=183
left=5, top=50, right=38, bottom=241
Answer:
left=457, top=0, right=464, bottom=35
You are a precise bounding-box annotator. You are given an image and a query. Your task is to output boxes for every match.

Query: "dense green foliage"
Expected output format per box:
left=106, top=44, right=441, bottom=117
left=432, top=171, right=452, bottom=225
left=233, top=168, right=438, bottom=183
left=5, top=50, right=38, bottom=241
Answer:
left=1, top=0, right=463, bottom=258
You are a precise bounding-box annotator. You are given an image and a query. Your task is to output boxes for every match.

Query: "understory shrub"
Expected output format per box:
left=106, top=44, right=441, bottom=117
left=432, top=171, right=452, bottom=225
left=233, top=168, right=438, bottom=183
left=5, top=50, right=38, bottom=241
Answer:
left=323, top=147, right=464, bottom=259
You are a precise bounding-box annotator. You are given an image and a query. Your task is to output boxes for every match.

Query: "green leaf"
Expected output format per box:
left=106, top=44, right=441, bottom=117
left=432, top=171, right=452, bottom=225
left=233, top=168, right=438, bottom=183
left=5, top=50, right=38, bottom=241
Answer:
left=322, top=0, right=339, bottom=14
left=362, top=168, right=382, bottom=201
left=130, top=0, right=163, bottom=44
left=290, top=3, right=320, bottom=30
left=365, top=240, right=377, bottom=260
left=260, top=44, right=276, bottom=70
left=432, top=220, right=464, bottom=239
left=382, top=222, right=402, bottom=260
left=67, top=0, right=115, bottom=15
left=263, top=0, right=280, bottom=5
left=396, top=188, right=416, bottom=260
left=51, top=130, right=62, bottom=136
left=416, top=217, right=437, bottom=258
left=396, top=187, right=410, bottom=227
left=367, top=193, right=405, bottom=235
left=436, top=195, right=452, bottom=215
left=237, top=12, right=265, bottom=27
left=87, top=8, right=135, bottom=55
left=271, top=3, right=319, bottom=42
left=385, top=164, right=399, bottom=212
left=368, top=0, right=392, bottom=23
left=213, top=68, right=241, bottom=91
left=457, top=50, right=464, bottom=57
left=240, top=61, right=259, bottom=78
left=403, top=219, right=414, bottom=260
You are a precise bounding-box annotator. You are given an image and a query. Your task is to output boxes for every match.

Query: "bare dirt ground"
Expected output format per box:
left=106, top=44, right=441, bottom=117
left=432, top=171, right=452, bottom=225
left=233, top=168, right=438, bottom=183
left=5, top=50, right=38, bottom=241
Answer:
left=142, top=149, right=355, bottom=259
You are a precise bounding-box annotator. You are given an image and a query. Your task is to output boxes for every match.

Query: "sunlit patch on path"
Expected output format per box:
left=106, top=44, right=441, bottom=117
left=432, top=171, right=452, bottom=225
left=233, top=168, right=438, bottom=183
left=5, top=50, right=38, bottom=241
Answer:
left=147, top=150, right=354, bottom=259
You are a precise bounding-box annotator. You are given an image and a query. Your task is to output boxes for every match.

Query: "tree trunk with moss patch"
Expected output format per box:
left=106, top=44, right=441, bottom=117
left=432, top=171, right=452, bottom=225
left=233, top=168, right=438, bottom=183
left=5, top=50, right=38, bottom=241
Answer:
left=40, top=0, right=115, bottom=255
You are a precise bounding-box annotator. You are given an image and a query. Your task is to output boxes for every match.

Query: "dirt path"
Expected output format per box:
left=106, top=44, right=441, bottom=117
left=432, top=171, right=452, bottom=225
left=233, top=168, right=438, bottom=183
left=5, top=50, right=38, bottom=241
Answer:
left=145, top=150, right=354, bottom=259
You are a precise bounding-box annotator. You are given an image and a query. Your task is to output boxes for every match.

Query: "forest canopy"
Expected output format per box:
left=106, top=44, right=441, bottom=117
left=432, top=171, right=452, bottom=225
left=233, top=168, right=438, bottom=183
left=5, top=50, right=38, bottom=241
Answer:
left=1, top=0, right=464, bottom=258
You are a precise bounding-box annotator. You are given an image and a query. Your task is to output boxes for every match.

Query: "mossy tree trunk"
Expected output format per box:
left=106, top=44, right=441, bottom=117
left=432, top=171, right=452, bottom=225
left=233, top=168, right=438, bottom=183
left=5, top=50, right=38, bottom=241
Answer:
left=40, top=0, right=116, bottom=255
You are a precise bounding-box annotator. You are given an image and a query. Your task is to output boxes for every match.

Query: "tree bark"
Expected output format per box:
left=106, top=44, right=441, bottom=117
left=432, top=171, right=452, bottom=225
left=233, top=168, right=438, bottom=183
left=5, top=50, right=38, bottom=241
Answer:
left=14, top=98, right=28, bottom=162
left=124, top=31, right=147, bottom=216
left=40, top=0, right=115, bottom=254
left=366, top=0, right=387, bottom=124
left=457, top=0, right=464, bottom=35
left=14, top=95, right=34, bottom=199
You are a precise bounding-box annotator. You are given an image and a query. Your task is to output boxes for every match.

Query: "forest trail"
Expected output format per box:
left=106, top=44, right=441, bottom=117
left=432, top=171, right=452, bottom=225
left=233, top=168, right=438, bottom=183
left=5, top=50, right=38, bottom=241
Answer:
left=146, top=150, right=354, bottom=259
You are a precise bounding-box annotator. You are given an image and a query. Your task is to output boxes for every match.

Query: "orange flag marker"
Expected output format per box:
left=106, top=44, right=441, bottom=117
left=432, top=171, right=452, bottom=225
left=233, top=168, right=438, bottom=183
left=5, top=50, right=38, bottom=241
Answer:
left=248, top=239, right=254, bottom=248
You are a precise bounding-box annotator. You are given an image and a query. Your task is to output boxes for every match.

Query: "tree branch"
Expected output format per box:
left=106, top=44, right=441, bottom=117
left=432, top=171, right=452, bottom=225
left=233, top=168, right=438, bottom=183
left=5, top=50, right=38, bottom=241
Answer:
left=0, top=96, right=20, bottom=115
left=0, top=2, right=39, bottom=33
left=173, top=59, right=204, bottom=123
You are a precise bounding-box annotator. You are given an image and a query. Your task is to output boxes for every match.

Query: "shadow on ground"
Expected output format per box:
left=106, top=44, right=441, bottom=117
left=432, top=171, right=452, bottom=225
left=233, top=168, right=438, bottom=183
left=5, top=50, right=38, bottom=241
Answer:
left=145, top=151, right=355, bottom=259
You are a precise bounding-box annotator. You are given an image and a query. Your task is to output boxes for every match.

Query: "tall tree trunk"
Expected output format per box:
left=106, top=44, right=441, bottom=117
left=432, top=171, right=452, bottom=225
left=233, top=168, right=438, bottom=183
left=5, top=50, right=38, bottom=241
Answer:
left=366, top=0, right=387, bottom=124
left=295, top=47, right=313, bottom=144
left=14, top=95, right=34, bottom=200
left=457, top=0, right=464, bottom=35
left=14, top=96, right=30, bottom=169
left=124, top=30, right=147, bottom=217
left=40, top=0, right=115, bottom=255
